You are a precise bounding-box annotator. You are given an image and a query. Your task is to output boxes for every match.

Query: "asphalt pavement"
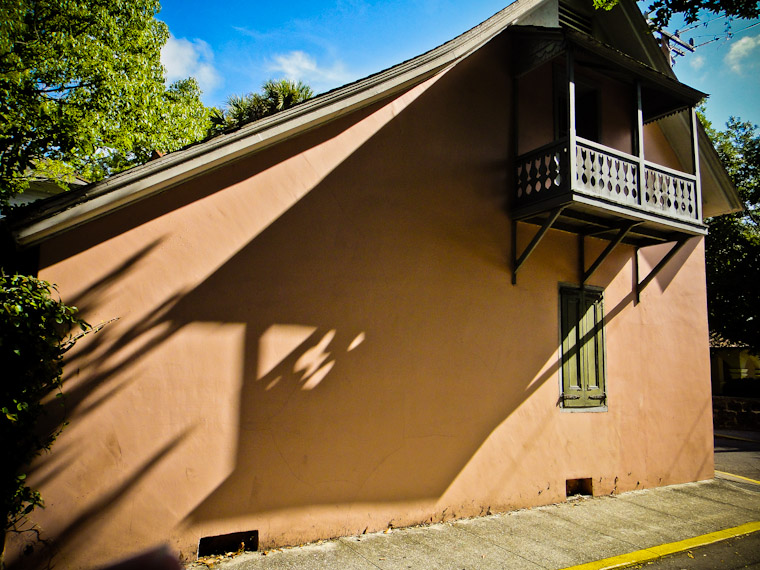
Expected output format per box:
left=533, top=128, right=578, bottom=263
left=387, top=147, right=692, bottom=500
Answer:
left=188, top=430, right=760, bottom=570
left=715, top=430, right=760, bottom=483
left=631, top=531, right=760, bottom=569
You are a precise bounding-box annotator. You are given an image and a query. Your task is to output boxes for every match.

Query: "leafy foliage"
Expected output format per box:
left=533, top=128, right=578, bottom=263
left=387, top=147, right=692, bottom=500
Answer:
left=593, top=0, right=759, bottom=28
left=0, top=273, right=89, bottom=535
left=702, top=115, right=760, bottom=352
left=0, top=0, right=211, bottom=211
left=210, top=79, right=314, bottom=134
left=76, top=77, right=213, bottom=183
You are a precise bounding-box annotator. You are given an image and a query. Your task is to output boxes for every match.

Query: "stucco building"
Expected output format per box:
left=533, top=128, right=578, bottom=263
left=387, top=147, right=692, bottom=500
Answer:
left=4, top=0, right=740, bottom=567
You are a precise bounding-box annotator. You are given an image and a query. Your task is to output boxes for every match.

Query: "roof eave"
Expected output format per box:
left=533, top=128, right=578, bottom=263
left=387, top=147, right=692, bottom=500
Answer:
left=10, top=0, right=549, bottom=248
left=698, top=124, right=743, bottom=217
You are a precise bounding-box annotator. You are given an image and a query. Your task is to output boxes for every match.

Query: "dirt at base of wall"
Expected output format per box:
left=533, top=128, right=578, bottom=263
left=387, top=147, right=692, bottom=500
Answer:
left=713, top=396, right=760, bottom=431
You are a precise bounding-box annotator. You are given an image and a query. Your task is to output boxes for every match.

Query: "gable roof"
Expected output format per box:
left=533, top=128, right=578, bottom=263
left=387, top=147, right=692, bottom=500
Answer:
left=7, top=0, right=741, bottom=247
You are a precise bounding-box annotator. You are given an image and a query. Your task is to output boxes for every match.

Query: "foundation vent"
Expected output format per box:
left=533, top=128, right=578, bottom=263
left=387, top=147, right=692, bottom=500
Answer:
left=566, top=478, right=593, bottom=498
left=198, top=530, right=259, bottom=557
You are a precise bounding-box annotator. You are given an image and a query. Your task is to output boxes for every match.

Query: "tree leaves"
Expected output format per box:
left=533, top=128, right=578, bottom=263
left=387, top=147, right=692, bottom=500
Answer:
left=593, top=0, right=759, bottom=28
left=0, top=0, right=211, bottom=210
left=0, top=273, right=89, bottom=532
left=702, top=113, right=760, bottom=353
left=0, top=0, right=316, bottom=213
left=209, top=79, right=314, bottom=134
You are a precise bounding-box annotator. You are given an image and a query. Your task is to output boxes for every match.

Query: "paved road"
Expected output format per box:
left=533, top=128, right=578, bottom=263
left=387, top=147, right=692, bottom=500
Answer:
left=715, top=432, right=760, bottom=482
left=636, top=432, right=760, bottom=570
left=633, top=531, right=760, bottom=569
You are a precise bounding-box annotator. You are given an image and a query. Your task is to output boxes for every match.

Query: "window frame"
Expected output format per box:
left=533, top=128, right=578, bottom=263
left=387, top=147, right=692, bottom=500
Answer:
left=558, top=284, right=608, bottom=412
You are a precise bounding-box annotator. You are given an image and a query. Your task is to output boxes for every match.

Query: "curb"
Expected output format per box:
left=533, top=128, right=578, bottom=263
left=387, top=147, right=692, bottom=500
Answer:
left=558, top=521, right=760, bottom=570
left=715, top=470, right=760, bottom=486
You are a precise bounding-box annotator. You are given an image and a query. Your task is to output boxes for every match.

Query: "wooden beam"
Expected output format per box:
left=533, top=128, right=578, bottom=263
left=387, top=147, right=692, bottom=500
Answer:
left=634, top=246, right=640, bottom=305
left=512, top=207, right=566, bottom=284
left=582, top=221, right=641, bottom=284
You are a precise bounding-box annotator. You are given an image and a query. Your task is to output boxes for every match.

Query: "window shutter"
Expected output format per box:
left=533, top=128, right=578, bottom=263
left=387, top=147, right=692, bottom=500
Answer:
left=561, top=288, right=606, bottom=408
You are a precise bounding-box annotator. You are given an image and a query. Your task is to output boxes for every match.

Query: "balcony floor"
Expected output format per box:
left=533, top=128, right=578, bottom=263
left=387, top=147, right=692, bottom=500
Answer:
left=513, top=137, right=706, bottom=246
left=513, top=196, right=706, bottom=247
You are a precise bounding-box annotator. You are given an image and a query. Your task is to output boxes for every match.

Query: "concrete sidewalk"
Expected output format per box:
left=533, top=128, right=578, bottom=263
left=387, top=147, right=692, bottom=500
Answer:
left=189, top=475, right=760, bottom=570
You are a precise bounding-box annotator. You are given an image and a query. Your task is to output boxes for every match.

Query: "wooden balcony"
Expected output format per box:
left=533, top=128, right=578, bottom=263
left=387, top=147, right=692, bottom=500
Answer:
left=510, top=26, right=707, bottom=248
left=509, top=26, right=709, bottom=287
left=514, top=136, right=705, bottom=244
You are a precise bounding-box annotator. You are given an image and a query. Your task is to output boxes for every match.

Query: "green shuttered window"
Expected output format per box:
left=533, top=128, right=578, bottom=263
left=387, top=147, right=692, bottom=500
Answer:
left=560, top=287, right=606, bottom=409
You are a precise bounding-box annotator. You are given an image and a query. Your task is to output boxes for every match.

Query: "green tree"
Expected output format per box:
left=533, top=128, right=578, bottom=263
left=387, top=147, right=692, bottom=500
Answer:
left=77, top=77, right=212, bottom=183
left=0, top=273, right=89, bottom=563
left=593, top=0, right=759, bottom=28
left=0, top=0, right=211, bottom=211
left=210, top=79, right=314, bottom=134
left=702, top=115, right=760, bottom=353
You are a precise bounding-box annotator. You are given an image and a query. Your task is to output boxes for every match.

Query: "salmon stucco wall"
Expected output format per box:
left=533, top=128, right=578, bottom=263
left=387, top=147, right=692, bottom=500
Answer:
left=644, top=120, right=686, bottom=171
left=6, top=32, right=713, bottom=570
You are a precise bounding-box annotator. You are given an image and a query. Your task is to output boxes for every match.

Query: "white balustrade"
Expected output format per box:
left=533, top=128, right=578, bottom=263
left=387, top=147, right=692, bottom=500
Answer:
left=515, top=137, right=700, bottom=224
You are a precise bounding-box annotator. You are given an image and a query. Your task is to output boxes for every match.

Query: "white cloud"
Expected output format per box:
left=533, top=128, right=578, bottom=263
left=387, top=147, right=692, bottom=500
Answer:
left=268, top=51, right=351, bottom=90
left=232, top=26, right=275, bottom=41
left=161, top=35, right=222, bottom=95
left=689, top=54, right=705, bottom=71
left=724, top=35, right=760, bottom=74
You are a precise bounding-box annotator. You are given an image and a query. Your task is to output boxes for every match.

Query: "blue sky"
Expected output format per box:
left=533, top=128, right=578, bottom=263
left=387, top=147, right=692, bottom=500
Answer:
left=158, top=0, right=760, bottom=130
left=666, top=13, right=760, bottom=128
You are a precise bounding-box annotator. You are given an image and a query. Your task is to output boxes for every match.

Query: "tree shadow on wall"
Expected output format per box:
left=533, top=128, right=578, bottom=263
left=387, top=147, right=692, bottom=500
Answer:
left=170, top=45, right=643, bottom=529
left=14, top=29, right=702, bottom=565
left=9, top=237, right=201, bottom=569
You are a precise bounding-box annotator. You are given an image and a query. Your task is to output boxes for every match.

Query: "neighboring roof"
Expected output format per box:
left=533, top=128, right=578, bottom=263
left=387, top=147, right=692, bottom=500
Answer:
left=7, top=0, right=741, bottom=247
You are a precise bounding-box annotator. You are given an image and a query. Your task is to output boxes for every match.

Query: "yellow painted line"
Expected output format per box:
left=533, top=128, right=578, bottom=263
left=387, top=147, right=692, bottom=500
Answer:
left=715, top=470, right=760, bottom=486
left=714, top=433, right=760, bottom=444
left=559, top=521, right=760, bottom=570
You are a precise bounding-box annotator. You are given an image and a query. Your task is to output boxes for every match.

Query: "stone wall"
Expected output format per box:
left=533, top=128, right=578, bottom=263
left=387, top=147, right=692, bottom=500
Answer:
left=713, top=396, right=760, bottom=431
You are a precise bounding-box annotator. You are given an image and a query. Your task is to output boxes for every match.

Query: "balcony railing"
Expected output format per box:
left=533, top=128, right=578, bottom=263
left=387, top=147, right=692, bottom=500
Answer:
left=515, top=137, right=700, bottom=225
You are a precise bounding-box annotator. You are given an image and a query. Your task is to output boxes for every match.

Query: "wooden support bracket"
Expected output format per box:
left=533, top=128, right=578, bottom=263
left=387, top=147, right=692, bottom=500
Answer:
left=512, top=207, right=566, bottom=284
left=581, top=221, right=641, bottom=285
